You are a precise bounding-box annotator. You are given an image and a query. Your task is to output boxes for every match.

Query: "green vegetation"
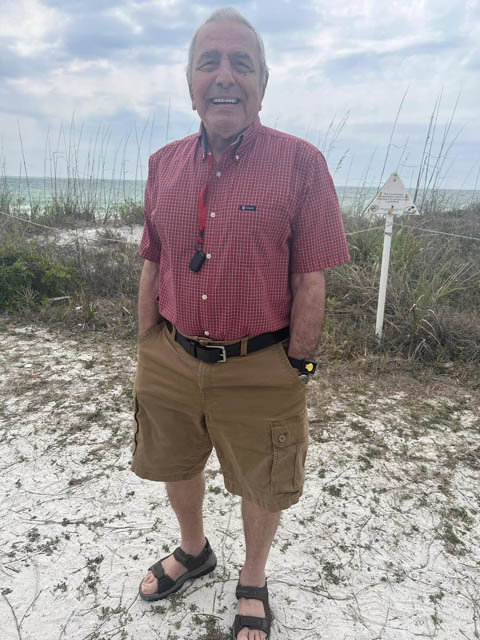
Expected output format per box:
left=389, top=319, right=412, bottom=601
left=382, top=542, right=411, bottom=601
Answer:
left=1, top=190, right=479, bottom=366
left=0, top=240, right=79, bottom=311
left=1, top=150, right=479, bottom=366
left=324, top=203, right=480, bottom=365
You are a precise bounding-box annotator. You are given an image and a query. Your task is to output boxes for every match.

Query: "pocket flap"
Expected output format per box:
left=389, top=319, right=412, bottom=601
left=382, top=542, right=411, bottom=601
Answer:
left=271, top=421, right=306, bottom=448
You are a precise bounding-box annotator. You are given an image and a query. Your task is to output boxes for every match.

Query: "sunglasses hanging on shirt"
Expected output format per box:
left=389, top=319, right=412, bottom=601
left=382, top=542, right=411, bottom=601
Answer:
left=189, top=153, right=213, bottom=273
left=189, top=247, right=206, bottom=272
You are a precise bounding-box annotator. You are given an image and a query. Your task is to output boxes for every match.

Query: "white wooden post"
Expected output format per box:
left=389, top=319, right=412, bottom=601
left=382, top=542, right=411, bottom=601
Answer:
left=375, top=209, right=394, bottom=343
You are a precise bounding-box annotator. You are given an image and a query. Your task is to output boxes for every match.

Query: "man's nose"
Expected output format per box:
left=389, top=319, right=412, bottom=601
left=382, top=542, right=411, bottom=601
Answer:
left=215, top=59, right=235, bottom=87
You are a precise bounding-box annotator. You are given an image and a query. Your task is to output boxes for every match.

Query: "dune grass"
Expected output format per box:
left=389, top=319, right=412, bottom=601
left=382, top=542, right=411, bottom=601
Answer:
left=322, top=204, right=480, bottom=366
left=1, top=179, right=479, bottom=368
left=1, top=110, right=479, bottom=369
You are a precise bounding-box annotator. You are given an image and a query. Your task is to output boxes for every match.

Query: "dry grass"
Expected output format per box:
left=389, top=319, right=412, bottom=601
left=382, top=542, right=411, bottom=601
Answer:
left=323, top=204, right=480, bottom=365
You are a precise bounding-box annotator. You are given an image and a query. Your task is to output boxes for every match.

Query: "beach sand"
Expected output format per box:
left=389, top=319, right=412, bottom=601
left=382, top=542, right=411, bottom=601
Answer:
left=1, top=323, right=479, bottom=639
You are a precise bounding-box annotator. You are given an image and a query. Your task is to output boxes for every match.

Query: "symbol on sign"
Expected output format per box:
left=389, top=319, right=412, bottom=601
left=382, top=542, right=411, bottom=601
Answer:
left=367, top=173, right=418, bottom=217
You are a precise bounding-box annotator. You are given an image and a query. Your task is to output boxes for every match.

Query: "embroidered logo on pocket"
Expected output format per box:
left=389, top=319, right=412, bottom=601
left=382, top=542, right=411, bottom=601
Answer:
left=239, top=205, right=257, bottom=212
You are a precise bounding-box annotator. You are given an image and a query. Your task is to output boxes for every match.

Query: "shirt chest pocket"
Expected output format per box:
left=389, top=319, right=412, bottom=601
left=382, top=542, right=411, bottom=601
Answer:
left=222, top=201, right=292, bottom=251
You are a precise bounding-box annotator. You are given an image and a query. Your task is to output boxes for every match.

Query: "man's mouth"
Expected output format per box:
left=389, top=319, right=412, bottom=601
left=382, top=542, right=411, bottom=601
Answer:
left=210, top=98, right=240, bottom=104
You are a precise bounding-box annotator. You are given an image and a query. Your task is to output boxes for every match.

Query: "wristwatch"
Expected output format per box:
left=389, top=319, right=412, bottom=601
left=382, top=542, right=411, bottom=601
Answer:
left=287, top=357, right=317, bottom=384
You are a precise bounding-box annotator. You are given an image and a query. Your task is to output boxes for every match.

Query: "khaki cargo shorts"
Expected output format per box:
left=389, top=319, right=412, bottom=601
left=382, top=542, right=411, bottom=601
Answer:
left=131, top=322, right=308, bottom=512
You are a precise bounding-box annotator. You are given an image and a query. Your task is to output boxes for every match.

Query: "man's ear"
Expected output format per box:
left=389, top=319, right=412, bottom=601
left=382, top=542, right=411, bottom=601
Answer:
left=261, top=71, right=269, bottom=100
left=188, top=79, right=196, bottom=111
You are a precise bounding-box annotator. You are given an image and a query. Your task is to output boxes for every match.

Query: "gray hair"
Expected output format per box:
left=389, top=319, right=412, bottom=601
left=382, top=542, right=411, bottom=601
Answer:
left=186, top=7, right=268, bottom=93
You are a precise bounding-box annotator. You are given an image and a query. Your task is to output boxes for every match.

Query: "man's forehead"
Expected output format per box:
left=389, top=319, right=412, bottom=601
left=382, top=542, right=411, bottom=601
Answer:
left=193, top=20, right=258, bottom=59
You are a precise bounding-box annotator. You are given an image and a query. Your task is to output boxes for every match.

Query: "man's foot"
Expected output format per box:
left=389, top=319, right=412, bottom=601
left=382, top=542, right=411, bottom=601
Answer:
left=140, top=552, right=188, bottom=596
left=233, top=570, right=271, bottom=640
left=140, top=539, right=206, bottom=596
left=236, top=597, right=267, bottom=640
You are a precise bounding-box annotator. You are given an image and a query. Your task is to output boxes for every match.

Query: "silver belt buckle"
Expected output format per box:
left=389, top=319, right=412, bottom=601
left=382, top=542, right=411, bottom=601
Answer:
left=204, top=344, right=227, bottom=362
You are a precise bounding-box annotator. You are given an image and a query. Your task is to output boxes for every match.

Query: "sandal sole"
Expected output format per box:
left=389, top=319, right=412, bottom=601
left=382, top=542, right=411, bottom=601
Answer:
left=139, top=553, right=217, bottom=602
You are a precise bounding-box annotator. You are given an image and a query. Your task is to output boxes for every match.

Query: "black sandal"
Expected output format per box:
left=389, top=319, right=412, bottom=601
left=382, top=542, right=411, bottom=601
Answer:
left=232, top=578, right=272, bottom=639
left=139, top=537, right=216, bottom=601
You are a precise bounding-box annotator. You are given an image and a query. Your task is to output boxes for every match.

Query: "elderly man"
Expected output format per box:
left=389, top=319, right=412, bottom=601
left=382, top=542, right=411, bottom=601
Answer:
left=132, top=7, right=349, bottom=640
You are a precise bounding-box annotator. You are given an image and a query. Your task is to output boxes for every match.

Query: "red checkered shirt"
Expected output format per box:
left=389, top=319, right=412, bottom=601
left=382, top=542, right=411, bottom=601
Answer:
left=139, top=118, right=349, bottom=340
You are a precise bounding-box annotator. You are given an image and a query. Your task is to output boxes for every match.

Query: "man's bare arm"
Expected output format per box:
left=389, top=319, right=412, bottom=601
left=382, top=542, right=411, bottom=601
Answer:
left=288, top=271, right=326, bottom=360
left=137, top=259, right=161, bottom=338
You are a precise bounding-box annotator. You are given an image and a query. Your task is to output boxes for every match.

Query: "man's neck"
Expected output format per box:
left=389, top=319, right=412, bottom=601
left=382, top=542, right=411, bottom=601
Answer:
left=208, top=133, right=239, bottom=162
left=203, top=127, right=245, bottom=162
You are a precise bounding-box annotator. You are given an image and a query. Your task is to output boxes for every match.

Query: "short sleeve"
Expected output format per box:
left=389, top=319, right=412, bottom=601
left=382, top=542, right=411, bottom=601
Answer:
left=139, top=154, right=162, bottom=263
left=290, top=149, right=349, bottom=272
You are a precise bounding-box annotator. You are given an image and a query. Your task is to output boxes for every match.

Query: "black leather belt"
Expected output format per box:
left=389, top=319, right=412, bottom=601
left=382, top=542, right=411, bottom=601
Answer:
left=165, top=320, right=289, bottom=363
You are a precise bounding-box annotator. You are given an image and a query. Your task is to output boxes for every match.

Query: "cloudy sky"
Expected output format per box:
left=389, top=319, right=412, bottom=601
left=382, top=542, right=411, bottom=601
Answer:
left=1, top=0, right=479, bottom=190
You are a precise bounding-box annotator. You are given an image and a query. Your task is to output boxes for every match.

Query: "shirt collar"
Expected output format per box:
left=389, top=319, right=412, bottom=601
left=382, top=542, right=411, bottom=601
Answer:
left=198, top=117, right=261, bottom=161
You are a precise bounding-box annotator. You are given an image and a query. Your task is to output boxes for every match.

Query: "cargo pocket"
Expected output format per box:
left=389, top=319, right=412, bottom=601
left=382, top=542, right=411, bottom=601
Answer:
left=132, top=394, right=140, bottom=456
left=270, top=419, right=308, bottom=494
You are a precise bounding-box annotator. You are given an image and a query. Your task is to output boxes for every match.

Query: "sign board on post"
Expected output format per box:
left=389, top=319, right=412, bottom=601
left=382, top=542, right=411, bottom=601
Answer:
left=367, top=172, right=419, bottom=216
left=368, top=173, right=419, bottom=343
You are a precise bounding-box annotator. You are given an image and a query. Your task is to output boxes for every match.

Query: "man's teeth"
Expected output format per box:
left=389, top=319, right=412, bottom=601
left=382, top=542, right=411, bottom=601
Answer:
left=211, top=98, right=239, bottom=104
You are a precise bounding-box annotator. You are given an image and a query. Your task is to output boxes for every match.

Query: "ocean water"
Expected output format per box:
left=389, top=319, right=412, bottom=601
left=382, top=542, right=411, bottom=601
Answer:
left=2, top=175, right=478, bottom=215
left=2, top=176, right=145, bottom=212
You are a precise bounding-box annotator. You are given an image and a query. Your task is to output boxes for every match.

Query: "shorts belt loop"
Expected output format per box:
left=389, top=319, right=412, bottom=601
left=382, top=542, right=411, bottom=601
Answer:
left=240, top=337, right=248, bottom=357
left=171, top=326, right=177, bottom=340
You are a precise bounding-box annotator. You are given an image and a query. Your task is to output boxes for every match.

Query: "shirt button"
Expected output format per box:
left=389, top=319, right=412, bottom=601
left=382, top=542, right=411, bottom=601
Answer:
left=201, top=294, right=208, bottom=300
left=210, top=212, right=216, bottom=218
left=206, top=253, right=212, bottom=259
left=204, top=330, right=210, bottom=336
left=278, top=434, right=287, bottom=443
left=216, top=171, right=221, bottom=177
left=235, top=155, right=239, bottom=161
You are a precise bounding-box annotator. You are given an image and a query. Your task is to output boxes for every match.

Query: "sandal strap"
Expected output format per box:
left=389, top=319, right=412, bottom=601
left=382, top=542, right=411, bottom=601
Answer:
left=235, top=582, right=269, bottom=607
left=233, top=614, right=271, bottom=637
left=173, top=537, right=212, bottom=571
left=147, top=560, right=176, bottom=592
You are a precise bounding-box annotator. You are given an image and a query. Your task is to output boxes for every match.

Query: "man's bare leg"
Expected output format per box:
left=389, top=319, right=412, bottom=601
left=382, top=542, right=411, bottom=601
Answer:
left=140, top=473, right=206, bottom=595
left=236, top=498, right=281, bottom=640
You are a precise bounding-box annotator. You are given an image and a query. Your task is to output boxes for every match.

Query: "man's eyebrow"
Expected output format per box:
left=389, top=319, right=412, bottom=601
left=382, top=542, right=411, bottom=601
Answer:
left=230, top=52, right=254, bottom=63
left=196, top=50, right=219, bottom=62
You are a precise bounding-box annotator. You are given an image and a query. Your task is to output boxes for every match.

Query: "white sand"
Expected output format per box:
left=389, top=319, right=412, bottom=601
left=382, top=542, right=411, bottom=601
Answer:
left=1, top=324, right=479, bottom=639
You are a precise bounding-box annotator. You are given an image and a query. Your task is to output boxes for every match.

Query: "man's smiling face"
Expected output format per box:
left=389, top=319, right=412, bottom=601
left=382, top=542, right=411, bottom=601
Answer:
left=189, top=20, right=267, bottom=151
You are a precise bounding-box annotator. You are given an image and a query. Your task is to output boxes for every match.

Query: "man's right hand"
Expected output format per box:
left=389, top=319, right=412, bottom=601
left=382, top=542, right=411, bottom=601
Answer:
left=137, top=260, right=161, bottom=338
left=137, top=321, right=164, bottom=341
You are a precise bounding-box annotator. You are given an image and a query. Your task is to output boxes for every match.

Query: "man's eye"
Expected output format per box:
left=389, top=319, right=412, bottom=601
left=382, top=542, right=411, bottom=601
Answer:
left=199, top=61, right=215, bottom=69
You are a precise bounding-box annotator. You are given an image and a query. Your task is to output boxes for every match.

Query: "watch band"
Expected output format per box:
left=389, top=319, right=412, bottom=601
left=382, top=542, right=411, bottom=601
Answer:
left=287, top=356, right=317, bottom=375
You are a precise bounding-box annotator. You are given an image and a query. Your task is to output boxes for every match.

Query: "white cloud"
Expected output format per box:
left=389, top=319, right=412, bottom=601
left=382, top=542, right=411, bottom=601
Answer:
left=7, top=59, right=190, bottom=122
left=1, top=0, right=479, bottom=188
left=109, top=7, right=144, bottom=35
left=0, top=0, right=67, bottom=57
